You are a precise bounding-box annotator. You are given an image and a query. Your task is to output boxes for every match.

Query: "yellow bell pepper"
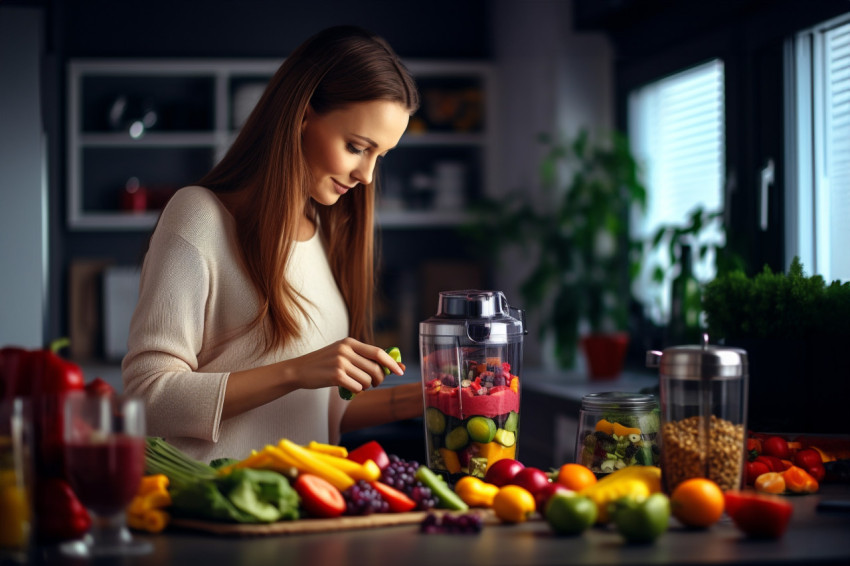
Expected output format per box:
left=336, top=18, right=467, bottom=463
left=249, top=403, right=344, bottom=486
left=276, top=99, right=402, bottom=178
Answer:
left=579, top=465, right=661, bottom=523
left=278, top=439, right=355, bottom=491
left=306, top=451, right=381, bottom=481
left=307, top=441, right=348, bottom=458
left=128, top=474, right=172, bottom=534
left=454, top=476, right=499, bottom=507
left=439, top=448, right=462, bottom=474
left=473, top=442, right=517, bottom=470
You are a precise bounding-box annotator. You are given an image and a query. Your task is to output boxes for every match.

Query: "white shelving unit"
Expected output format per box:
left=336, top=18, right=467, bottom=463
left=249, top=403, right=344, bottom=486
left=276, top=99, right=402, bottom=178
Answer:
left=66, top=58, right=494, bottom=231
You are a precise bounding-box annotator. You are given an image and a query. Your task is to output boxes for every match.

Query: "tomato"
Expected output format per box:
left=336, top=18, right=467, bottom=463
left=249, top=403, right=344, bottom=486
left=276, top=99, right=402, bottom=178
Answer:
left=510, top=467, right=551, bottom=497
left=293, top=474, right=346, bottom=518
left=484, top=458, right=525, bottom=487
left=369, top=480, right=416, bottom=512
left=745, top=460, right=771, bottom=486
left=755, top=455, right=789, bottom=473
left=556, top=463, right=597, bottom=492
left=544, top=492, right=597, bottom=535
left=347, top=441, right=390, bottom=471
left=724, top=490, right=793, bottom=539
left=670, top=478, right=724, bottom=528
left=763, top=436, right=790, bottom=460
left=746, top=437, right=763, bottom=455
left=794, top=448, right=826, bottom=482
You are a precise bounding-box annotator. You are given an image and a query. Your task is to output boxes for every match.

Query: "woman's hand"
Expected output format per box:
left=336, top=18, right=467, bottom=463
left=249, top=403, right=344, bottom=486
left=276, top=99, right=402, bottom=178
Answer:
left=288, top=337, right=404, bottom=394
left=221, top=338, right=404, bottom=421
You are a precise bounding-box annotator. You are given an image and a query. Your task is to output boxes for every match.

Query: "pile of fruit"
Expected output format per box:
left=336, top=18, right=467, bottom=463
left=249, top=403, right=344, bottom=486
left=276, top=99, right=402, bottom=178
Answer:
left=744, top=433, right=840, bottom=495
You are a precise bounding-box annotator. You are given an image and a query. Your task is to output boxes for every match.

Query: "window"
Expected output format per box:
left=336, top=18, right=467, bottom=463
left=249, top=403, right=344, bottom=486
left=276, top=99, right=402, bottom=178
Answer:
left=627, top=60, right=726, bottom=325
left=789, top=15, right=850, bottom=283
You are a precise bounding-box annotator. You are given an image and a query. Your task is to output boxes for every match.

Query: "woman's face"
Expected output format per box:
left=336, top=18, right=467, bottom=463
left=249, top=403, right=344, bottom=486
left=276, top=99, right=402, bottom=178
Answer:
left=301, top=100, right=410, bottom=206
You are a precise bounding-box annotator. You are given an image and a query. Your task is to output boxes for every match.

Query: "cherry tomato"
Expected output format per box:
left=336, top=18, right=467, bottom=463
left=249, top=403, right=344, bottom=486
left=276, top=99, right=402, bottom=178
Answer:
left=746, top=460, right=771, bottom=486
left=755, top=455, right=789, bottom=473
left=293, top=474, right=345, bottom=518
left=794, top=448, right=826, bottom=482
left=763, top=436, right=790, bottom=460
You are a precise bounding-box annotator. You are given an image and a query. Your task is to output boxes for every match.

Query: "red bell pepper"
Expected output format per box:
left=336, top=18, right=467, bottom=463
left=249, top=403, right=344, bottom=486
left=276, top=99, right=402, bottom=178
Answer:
left=724, top=490, right=793, bottom=539
left=347, top=440, right=390, bottom=471
left=1, top=339, right=91, bottom=542
left=34, top=477, right=92, bottom=543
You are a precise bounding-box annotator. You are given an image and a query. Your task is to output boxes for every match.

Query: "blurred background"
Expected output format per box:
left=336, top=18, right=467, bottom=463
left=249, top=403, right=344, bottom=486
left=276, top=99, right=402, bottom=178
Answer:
left=2, top=0, right=849, bottom=413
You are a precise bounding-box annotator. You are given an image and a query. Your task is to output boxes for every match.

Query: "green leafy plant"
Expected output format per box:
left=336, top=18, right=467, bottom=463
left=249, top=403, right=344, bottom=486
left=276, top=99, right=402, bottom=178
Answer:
left=702, top=256, right=850, bottom=340
left=466, top=129, right=647, bottom=368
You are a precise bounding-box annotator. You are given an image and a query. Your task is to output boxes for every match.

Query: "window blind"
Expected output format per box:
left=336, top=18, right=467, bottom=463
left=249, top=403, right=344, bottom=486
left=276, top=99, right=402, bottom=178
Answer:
left=628, top=60, right=726, bottom=324
left=825, top=22, right=850, bottom=282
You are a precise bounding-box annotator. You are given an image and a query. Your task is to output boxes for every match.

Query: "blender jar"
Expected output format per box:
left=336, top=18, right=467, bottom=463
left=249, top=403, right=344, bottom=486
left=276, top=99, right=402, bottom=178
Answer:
left=419, top=290, right=525, bottom=482
left=647, top=337, right=748, bottom=493
left=575, top=392, right=660, bottom=476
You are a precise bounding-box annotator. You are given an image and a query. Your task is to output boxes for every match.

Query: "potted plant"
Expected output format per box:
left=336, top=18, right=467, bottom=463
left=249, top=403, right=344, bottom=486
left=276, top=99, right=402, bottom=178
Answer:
left=467, top=130, right=646, bottom=376
left=701, top=257, right=850, bottom=433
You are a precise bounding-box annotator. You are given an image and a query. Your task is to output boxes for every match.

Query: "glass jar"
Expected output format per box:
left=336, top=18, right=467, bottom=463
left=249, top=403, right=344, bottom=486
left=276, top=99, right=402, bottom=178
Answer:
left=647, top=338, right=748, bottom=493
left=574, top=392, right=660, bottom=475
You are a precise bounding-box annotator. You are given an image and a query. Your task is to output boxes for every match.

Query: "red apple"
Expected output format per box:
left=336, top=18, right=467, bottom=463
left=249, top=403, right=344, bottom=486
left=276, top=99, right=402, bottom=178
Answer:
left=510, top=467, right=551, bottom=497
left=534, top=481, right=572, bottom=512
left=484, top=458, right=525, bottom=487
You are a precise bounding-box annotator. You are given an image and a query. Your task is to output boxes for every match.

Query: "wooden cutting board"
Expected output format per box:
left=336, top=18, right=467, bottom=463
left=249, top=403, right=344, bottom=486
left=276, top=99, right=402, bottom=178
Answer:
left=169, top=509, right=500, bottom=537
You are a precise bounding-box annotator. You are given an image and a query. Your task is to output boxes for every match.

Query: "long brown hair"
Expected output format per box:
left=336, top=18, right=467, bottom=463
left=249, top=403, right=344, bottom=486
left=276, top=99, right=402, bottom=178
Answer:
left=198, top=26, right=419, bottom=353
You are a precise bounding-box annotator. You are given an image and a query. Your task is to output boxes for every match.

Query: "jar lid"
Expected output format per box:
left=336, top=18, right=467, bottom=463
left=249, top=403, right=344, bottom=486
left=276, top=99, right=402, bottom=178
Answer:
left=419, top=290, right=525, bottom=344
left=647, top=343, right=748, bottom=380
left=580, top=391, right=658, bottom=410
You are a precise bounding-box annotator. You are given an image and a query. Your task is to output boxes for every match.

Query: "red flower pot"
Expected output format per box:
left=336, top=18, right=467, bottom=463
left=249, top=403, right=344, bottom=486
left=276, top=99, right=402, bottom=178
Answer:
left=580, top=332, right=629, bottom=380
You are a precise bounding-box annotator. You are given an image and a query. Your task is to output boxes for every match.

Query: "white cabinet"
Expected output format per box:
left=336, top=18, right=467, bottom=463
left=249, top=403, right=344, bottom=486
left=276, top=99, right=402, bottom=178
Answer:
left=66, top=59, right=494, bottom=231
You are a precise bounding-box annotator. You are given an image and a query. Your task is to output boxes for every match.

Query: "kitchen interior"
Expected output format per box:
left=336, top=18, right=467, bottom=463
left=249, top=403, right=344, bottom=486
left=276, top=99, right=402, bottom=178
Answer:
left=3, top=0, right=850, bottom=480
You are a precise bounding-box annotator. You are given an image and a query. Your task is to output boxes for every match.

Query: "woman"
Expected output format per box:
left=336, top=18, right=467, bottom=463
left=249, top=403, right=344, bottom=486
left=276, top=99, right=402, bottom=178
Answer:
left=123, top=26, right=422, bottom=462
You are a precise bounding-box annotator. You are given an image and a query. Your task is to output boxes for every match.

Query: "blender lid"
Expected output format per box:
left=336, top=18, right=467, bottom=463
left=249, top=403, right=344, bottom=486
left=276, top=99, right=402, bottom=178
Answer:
left=646, top=335, right=747, bottom=380
left=419, top=289, right=525, bottom=343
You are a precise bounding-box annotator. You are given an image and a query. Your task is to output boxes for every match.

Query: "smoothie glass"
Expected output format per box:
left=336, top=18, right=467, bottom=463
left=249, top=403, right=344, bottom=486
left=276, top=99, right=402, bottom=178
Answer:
left=0, top=398, right=32, bottom=564
left=60, top=394, right=151, bottom=558
left=419, top=290, right=525, bottom=484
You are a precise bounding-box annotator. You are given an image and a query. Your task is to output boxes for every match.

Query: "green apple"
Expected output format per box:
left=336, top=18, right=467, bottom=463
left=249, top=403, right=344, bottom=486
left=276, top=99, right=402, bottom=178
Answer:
left=544, top=492, right=597, bottom=536
left=609, top=492, right=670, bottom=543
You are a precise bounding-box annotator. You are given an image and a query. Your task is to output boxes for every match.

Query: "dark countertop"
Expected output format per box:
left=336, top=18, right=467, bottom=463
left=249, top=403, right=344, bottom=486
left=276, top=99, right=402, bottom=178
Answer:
left=27, top=484, right=850, bottom=566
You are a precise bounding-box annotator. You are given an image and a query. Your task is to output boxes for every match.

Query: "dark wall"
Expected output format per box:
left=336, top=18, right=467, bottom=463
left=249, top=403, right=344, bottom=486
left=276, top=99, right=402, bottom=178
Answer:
left=43, top=0, right=492, bottom=344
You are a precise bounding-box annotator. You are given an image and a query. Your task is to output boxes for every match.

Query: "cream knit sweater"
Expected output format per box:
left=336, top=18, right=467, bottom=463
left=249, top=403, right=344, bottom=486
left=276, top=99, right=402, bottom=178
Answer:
left=122, top=186, right=350, bottom=462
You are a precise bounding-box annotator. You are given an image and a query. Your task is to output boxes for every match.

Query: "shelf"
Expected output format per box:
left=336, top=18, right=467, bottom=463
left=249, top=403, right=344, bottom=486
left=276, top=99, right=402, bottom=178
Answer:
left=67, top=58, right=494, bottom=231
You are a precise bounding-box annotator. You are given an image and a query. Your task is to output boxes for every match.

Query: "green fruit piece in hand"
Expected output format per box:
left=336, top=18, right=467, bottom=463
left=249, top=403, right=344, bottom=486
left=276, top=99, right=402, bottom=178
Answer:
left=383, top=346, right=402, bottom=375
left=425, top=407, right=447, bottom=434
left=609, top=493, right=670, bottom=543
left=504, top=411, right=519, bottom=432
left=338, top=386, right=355, bottom=401
left=444, top=425, right=469, bottom=451
left=493, top=428, right=516, bottom=447
left=466, top=416, right=497, bottom=443
left=545, top=493, right=597, bottom=536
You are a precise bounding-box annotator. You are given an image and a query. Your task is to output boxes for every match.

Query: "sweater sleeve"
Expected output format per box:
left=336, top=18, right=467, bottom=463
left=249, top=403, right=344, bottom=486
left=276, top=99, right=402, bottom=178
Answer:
left=122, top=226, right=229, bottom=443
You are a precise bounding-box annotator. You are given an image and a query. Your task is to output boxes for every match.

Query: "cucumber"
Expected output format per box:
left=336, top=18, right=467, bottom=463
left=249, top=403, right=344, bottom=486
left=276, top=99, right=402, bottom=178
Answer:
left=338, top=386, right=355, bottom=400
left=425, top=407, right=447, bottom=434
left=494, top=428, right=516, bottom=447
left=340, top=346, right=402, bottom=400
left=466, top=416, right=496, bottom=443
left=444, top=426, right=469, bottom=451
left=504, top=411, right=519, bottom=432
left=414, top=465, right=469, bottom=511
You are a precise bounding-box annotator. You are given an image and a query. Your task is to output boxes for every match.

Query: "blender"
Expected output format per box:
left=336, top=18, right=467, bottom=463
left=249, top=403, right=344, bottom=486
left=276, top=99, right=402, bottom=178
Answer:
left=419, top=290, right=525, bottom=482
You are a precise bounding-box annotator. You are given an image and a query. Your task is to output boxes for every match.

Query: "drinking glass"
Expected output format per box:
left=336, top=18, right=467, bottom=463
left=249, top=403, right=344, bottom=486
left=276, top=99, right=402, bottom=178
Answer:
left=0, top=398, right=33, bottom=564
left=60, top=394, right=151, bottom=557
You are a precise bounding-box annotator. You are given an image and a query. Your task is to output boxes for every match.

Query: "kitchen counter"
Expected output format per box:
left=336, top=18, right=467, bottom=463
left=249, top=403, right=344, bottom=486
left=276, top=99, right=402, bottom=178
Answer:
left=27, top=484, right=850, bottom=566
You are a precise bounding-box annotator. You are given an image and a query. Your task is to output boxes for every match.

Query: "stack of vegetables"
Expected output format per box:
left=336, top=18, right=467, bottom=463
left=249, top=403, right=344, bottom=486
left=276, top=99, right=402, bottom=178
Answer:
left=138, top=437, right=469, bottom=530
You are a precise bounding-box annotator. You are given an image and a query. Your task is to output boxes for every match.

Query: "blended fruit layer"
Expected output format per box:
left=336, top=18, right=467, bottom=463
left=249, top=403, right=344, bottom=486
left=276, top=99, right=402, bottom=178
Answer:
left=426, top=385, right=519, bottom=420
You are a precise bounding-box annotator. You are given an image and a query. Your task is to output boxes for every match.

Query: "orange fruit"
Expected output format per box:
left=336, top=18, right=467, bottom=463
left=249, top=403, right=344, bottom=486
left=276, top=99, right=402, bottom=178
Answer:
left=670, top=478, right=725, bottom=528
left=492, top=485, right=536, bottom=523
left=556, top=463, right=597, bottom=492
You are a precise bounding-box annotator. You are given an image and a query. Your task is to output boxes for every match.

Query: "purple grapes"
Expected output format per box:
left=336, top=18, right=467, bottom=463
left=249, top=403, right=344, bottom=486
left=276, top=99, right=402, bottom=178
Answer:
left=420, top=512, right=484, bottom=534
left=381, top=455, right=438, bottom=510
left=343, top=480, right=389, bottom=515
